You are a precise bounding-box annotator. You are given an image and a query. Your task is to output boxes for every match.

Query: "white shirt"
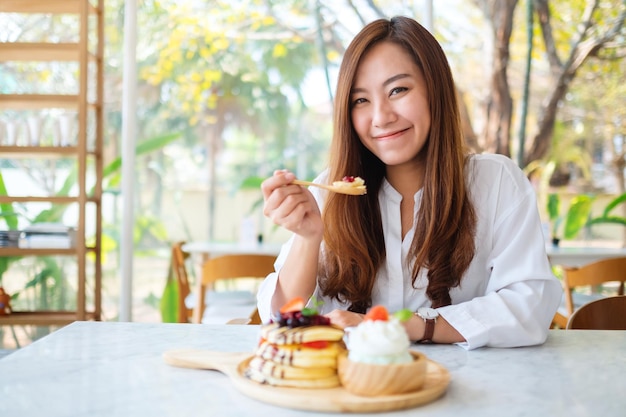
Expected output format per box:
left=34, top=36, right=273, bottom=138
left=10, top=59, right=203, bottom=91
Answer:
left=257, top=154, right=563, bottom=349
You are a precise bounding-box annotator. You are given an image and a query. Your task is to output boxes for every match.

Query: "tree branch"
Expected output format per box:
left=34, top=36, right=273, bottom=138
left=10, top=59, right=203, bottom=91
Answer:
left=344, top=0, right=367, bottom=26
left=525, top=0, right=626, bottom=164
left=365, top=0, right=386, bottom=19
left=569, top=2, right=626, bottom=70
left=534, top=0, right=562, bottom=73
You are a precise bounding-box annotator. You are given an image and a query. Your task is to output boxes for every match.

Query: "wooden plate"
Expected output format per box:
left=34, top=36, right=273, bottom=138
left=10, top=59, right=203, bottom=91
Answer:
left=163, top=349, right=450, bottom=413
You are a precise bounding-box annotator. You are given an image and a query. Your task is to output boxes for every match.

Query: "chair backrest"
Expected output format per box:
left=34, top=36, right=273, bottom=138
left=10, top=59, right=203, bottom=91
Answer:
left=192, top=254, right=276, bottom=324
left=562, top=257, right=626, bottom=316
left=566, top=296, right=626, bottom=329
left=171, top=241, right=193, bottom=323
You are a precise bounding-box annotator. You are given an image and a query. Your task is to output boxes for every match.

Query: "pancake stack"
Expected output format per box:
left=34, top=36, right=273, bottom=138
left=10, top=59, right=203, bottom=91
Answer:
left=244, top=298, right=345, bottom=388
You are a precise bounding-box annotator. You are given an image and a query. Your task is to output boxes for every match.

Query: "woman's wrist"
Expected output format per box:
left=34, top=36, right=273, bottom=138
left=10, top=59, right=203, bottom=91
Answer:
left=404, top=315, right=427, bottom=341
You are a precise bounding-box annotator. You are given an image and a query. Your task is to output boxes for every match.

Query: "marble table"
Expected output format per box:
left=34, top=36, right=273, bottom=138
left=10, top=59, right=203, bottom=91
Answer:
left=182, top=241, right=283, bottom=258
left=0, top=322, right=624, bottom=417
left=546, top=245, right=626, bottom=267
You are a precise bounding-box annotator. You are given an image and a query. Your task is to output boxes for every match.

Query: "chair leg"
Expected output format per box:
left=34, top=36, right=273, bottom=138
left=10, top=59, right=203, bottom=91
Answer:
left=226, top=318, right=252, bottom=325
left=551, top=312, right=568, bottom=329
left=249, top=308, right=262, bottom=325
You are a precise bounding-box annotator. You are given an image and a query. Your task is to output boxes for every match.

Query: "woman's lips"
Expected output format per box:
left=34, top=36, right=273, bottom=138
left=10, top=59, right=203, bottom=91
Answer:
left=372, top=127, right=410, bottom=140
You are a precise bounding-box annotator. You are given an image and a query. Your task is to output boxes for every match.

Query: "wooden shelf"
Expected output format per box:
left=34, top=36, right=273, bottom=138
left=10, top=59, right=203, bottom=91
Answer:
left=0, top=248, right=77, bottom=256
left=0, top=94, right=79, bottom=110
left=0, top=311, right=97, bottom=326
left=1, top=0, right=104, bottom=326
left=0, top=247, right=99, bottom=256
left=0, top=94, right=101, bottom=110
left=0, top=42, right=98, bottom=62
left=0, top=146, right=101, bottom=157
left=0, top=195, right=99, bottom=203
left=0, top=145, right=78, bottom=156
left=0, top=0, right=99, bottom=14
left=0, top=196, right=79, bottom=204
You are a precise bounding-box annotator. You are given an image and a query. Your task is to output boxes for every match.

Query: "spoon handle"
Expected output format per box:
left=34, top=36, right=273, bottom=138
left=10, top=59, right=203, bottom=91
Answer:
left=291, top=179, right=332, bottom=191
left=291, top=179, right=366, bottom=195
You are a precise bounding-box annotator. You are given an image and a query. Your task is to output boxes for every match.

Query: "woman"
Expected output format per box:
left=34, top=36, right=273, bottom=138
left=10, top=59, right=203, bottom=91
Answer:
left=259, top=16, right=561, bottom=349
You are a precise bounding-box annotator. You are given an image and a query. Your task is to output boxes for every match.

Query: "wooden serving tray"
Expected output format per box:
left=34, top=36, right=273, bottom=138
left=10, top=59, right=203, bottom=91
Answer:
left=163, top=349, right=450, bottom=413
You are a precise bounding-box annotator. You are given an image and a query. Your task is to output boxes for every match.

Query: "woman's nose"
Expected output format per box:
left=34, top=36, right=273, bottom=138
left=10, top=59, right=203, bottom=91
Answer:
left=371, top=100, right=397, bottom=127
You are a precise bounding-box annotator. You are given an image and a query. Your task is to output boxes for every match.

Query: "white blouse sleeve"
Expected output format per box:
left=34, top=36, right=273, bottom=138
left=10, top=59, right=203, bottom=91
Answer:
left=439, top=156, right=563, bottom=349
left=256, top=236, right=292, bottom=323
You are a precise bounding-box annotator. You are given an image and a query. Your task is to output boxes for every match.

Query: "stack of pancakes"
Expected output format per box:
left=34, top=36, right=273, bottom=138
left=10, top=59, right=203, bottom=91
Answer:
left=245, top=322, right=345, bottom=388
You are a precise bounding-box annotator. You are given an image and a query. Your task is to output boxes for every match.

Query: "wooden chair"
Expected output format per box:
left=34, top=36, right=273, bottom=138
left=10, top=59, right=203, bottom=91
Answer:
left=171, top=241, right=193, bottom=323
left=552, top=257, right=626, bottom=328
left=566, top=296, right=626, bottom=329
left=192, top=254, right=276, bottom=325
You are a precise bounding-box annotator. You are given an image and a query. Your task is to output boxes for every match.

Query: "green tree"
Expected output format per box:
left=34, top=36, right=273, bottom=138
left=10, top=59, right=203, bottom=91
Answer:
left=464, top=0, right=625, bottom=166
left=130, top=0, right=335, bottom=239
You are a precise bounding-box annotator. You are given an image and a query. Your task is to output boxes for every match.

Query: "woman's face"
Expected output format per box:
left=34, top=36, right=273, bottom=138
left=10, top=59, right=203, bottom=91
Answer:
left=350, top=41, right=431, bottom=169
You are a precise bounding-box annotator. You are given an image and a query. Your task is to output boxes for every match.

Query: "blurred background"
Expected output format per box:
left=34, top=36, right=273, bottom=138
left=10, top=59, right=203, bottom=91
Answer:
left=1, top=0, right=625, bottom=349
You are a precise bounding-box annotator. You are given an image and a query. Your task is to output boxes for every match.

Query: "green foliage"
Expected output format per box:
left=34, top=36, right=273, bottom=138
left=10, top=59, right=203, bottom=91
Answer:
left=159, top=258, right=179, bottom=323
left=239, top=175, right=264, bottom=190
left=0, top=172, right=18, bottom=230
left=548, top=192, right=626, bottom=241
left=0, top=132, right=182, bottom=289
left=547, top=193, right=595, bottom=240
left=9, top=257, right=69, bottom=309
left=547, top=193, right=561, bottom=236
left=599, top=193, right=626, bottom=218
left=563, top=195, right=594, bottom=240
left=588, top=192, right=626, bottom=228
left=102, top=132, right=181, bottom=181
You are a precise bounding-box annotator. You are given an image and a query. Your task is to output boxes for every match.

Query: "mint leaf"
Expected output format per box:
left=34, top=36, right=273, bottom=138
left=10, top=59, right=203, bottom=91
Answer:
left=393, top=308, right=413, bottom=322
left=301, top=307, right=317, bottom=316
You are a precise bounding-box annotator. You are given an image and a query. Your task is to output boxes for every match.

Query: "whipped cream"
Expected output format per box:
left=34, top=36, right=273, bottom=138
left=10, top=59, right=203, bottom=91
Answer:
left=346, top=318, right=413, bottom=364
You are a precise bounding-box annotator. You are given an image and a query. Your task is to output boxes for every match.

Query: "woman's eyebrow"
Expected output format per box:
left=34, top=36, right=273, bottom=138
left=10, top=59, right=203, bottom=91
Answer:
left=383, top=73, right=411, bottom=87
left=351, top=73, right=412, bottom=95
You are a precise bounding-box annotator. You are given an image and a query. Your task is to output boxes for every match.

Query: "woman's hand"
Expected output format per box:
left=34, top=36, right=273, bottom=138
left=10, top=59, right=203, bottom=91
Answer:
left=261, top=170, right=323, bottom=241
left=325, top=309, right=365, bottom=329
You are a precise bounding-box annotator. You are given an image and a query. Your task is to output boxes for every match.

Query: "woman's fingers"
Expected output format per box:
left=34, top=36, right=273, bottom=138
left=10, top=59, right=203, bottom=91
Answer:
left=266, top=192, right=309, bottom=225
left=261, top=170, right=321, bottom=236
left=324, top=310, right=365, bottom=329
left=261, top=169, right=295, bottom=200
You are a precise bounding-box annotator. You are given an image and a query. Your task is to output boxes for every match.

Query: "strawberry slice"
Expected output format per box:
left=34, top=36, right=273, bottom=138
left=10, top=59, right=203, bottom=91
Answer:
left=364, top=305, right=389, bottom=321
left=279, top=296, right=306, bottom=313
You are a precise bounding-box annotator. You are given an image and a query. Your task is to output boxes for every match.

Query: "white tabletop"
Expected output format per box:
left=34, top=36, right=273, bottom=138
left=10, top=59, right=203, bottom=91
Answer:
left=182, top=241, right=283, bottom=257
left=0, top=321, right=624, bottom=417
left=546, top=245, right=626, bottom=267
left=181, top=241, right=626, bottom=267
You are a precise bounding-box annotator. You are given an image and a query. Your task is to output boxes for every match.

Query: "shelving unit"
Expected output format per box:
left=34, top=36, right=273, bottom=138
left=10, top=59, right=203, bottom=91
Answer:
left=0, top=0, right=104, bottom=326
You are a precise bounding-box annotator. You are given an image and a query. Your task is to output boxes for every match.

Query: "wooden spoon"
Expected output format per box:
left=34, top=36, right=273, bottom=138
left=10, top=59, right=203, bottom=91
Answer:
left=291, top=179, right=367, bottom=195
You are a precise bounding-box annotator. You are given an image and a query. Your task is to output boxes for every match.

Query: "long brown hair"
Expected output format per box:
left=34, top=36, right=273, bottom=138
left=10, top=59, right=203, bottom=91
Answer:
left=320, top=16, right=476, bottom=312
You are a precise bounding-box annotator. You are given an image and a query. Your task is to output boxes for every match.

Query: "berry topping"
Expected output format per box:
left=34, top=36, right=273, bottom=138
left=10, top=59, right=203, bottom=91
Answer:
left=279, top=296, right=305, bottom=314
left=273, top=297, right=330, bottom=329
left=364, top=305, right=389, bottom=321
left=342, top=175, right=355, bottom=182
left=276, top=311, right=331, bottom=328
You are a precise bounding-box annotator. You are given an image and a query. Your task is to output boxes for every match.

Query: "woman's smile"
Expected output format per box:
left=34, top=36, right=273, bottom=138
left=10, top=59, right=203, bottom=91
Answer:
left=372, top=127, right=412, bottom=140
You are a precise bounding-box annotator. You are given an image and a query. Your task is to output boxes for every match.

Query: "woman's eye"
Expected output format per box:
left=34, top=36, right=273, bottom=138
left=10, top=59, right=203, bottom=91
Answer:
left=352, top=97, right=367, bottom=106
left=390, top=87, right=408, bottom=96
